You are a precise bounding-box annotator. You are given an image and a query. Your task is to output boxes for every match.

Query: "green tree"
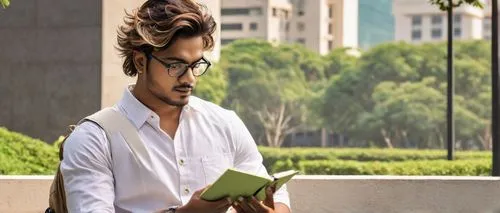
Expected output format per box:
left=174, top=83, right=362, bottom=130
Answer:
left=429, top=0, right=483, bottom=11
left=354, top=78, right=485, bottom=149
left=320, top=40, right=491, bottom=149
left=322, top=47, right=358, bottom=79
left=321, top=42, right=423, bottom=138
left=220, top=39, right=311, bottom=147
left=0, top=0, right=9, bottom=8
left=356, top=78, right=446, bottom=148
left=193, top=63, right=227, bottom=105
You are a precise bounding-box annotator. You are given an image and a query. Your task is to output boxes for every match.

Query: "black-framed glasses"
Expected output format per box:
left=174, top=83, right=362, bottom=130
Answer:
left=147, top=53, right=211, bottom=77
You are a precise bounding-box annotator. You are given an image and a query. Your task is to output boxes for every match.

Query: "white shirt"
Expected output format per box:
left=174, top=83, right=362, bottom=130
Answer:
left=60, top=85, right=290, bottom=213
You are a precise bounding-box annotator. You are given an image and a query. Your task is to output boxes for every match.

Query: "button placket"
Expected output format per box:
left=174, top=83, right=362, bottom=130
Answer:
left=174, top=121, right=189, bottom=198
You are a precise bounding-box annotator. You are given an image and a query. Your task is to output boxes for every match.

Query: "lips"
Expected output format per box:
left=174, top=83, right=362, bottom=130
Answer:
left=174, top=87, right=192, bottom=93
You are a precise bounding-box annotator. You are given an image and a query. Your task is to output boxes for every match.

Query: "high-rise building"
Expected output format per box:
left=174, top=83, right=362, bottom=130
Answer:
left=220, top=0, right=361, bottom=55
left=393, top=0, right=485, bottom=43
left=288, top=0, right=358, bottom=54
left=482, top=0, right=493, bottom=40
left=358, top=0, right=394, bottom=49
left=198, top=0, right=222, bottom=61
left=220, top=0, right=292, bottom=45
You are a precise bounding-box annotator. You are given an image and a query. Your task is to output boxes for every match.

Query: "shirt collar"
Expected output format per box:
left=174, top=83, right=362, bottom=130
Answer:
left=116, top=84, right=205, bottom=128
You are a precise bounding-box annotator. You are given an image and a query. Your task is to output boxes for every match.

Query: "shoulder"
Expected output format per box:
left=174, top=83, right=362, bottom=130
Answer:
left=61, top=120, right=109, bottom=160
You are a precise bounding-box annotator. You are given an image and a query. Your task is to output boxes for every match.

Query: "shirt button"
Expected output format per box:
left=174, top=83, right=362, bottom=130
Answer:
left=184, top=187, right=190, bottom=194
left=179, top=159, right=185, bottom=166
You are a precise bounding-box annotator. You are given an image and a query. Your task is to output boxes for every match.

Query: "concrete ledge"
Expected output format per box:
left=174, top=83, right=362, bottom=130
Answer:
left=0, top=176, right=53, bottom=213
left=2, top=175, right=500, bottom=213
left=288, top=175, right=500, bottom=213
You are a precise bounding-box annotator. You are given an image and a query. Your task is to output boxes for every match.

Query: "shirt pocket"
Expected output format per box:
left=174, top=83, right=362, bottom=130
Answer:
left=201, top=153, right=233, bottom=185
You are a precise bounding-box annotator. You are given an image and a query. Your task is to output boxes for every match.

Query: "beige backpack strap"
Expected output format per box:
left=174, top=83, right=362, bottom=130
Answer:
left=80, top=107, right=152, bottom=169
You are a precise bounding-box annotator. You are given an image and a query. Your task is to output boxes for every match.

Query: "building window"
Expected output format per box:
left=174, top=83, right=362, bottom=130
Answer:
left=328, top=4, right=334, bottom=18
left=454, top=28, right=462, bottom=37
left=484, top=18, right=492, bottom=40
left=250, top=22, right=258, bottom=31
left=454, top=14, right=462, bottom=23
left=285, top=22, right=290, bottom=31
left=484, top=18, right=491, bottom=30
left=328, top=40, right=334, bottom=50
left=411, top=29, right=422, bottom=40
left=249, top=8, right=262, bottom=15
left=431, top=15, right=442, bottom=25
left=412, top=16, right=422, bottom=26
left=297, top=0, right=305, bottom=16
left=222, top=8, right=262, bottom=16
left=297, top=22, right=305, bottom=31
left=279, top=20, right=287, bottom=31
left=328, top=23, right=333, bottom=34
left=431, top=29, right=442, bottom=39
left=274, top=9, right=289, bottom=19
left=297, top=38, right=306, bottom=44
left=221, top=39, right=236, bottom=45
left=221, top=23, right=243, bottom=31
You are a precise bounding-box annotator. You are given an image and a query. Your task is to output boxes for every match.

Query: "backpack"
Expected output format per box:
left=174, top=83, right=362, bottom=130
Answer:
left=46, top=107, right=152, bottom=213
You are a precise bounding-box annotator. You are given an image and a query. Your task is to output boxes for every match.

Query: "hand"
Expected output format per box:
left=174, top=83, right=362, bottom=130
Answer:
left=231, top=184, right=277, bottom=213
left=177, top=186, right=232, bottom=213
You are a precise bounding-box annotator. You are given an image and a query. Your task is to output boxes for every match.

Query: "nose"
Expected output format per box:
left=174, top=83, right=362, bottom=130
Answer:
left=178, top=67, right=196, bottom=84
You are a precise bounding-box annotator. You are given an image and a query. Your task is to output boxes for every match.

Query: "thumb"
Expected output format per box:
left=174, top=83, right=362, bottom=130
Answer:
left=263, top=184, right=276, bottom=209
left=194, top=184, right=212, bottom=196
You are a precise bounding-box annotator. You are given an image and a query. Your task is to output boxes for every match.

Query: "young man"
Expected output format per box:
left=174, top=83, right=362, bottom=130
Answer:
left=60, top=0, right=291, bottom=212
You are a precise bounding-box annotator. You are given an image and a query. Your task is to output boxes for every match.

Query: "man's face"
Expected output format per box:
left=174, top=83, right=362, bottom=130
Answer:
left=144, top=36, right=205, bottom=107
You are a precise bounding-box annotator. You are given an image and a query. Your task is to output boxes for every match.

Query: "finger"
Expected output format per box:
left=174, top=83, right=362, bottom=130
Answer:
left=267, top=183, right=277, bottom=194
left=232, top=202, right=243, bottom=213
left=196, top=196, right=230, bottom=211
left=215, top=201, right=232, bottom=211
left=264, top=186, right=275, bottom=209
left=249, top=196, right=270, bottom=212
left=270, top=183, right=277, bottom=193
left=194, top=184, right=211, bottom=196
left=244, top=197, right=260, bottom=212
left=212, top=197, right=233, bottom=209
left=236, top=197, right=256, bottom=213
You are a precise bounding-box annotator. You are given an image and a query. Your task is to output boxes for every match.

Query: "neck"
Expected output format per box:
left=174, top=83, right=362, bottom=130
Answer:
left=131, top=83, right=182, bottom=121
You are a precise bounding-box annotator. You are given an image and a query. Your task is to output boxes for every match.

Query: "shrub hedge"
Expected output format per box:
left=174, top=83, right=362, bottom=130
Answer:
left=0, top=127, right=492, bottom=176
left=259, top=147, right=491, bottom=176
left=0, top=127, right=59, bottom=175
left=271, top=159, right=491, bottom=176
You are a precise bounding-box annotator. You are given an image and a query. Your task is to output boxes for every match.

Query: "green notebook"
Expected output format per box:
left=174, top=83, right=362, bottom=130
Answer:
left=200, top=168, right=299, bottom=202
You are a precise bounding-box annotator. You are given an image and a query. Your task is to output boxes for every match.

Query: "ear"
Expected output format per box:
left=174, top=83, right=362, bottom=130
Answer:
left=133, top=51, right=147, bottom=74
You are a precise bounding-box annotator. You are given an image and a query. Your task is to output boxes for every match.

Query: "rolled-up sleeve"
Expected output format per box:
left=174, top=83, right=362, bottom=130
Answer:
left=228, top=111, right=291, bottom=209
left=60, top=121, right=115, bottom=213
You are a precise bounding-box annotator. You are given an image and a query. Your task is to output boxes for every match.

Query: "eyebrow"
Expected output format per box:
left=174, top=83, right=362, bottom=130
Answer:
left=160, top=56, right=204, bottom=64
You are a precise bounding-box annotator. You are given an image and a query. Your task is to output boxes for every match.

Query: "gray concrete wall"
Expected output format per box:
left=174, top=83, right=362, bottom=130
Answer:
left=0, top=0, right=102, bottom=142
left=2, top=175, right=500, bottom=213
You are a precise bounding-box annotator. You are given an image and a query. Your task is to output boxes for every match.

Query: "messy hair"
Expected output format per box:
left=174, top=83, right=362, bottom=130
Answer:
left=117, top=0, right=216, bottom=76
